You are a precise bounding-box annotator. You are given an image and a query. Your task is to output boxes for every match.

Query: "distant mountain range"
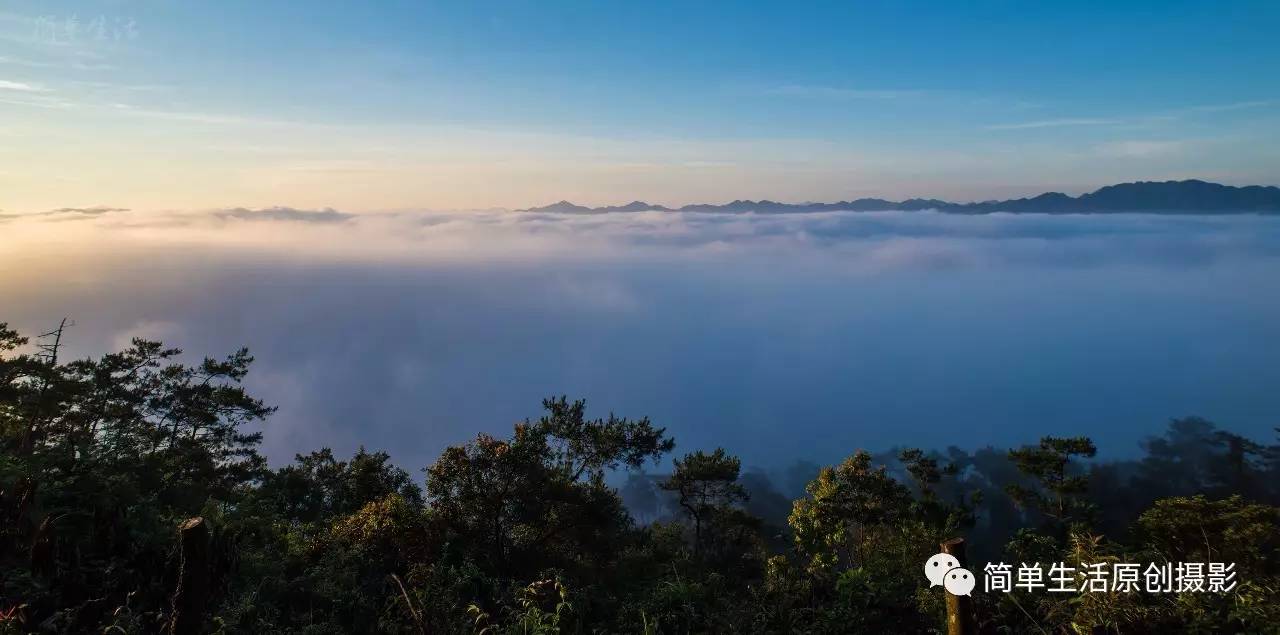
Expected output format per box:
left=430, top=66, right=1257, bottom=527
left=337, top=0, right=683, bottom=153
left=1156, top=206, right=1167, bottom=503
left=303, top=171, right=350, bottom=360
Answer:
left=519, top=180, right=1280, bottom=215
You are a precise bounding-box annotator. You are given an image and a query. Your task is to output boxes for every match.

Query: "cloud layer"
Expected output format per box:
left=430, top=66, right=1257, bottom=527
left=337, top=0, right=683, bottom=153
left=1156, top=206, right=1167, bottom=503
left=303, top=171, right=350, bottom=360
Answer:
left=8, top=206, right=1280, bottom=268
left=3, top=208, right=1280, bottom=469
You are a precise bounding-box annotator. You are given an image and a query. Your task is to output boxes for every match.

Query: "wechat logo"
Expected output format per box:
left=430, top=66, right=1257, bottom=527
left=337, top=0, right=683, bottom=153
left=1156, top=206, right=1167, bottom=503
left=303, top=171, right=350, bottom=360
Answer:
left=924, top=553, right=976, bottom=596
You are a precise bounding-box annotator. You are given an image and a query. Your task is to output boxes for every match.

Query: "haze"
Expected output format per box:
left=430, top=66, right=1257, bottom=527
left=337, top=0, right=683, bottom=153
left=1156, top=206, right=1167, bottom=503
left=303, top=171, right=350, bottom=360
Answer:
left=4, top=208, right=1279, bottom=469
left=4, top=0, right=1280, bottom=469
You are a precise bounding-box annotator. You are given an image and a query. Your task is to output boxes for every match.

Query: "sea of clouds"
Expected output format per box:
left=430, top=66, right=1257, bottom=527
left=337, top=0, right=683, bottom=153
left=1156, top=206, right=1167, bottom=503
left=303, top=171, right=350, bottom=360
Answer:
left=4, top=207, right=1279, bottom=469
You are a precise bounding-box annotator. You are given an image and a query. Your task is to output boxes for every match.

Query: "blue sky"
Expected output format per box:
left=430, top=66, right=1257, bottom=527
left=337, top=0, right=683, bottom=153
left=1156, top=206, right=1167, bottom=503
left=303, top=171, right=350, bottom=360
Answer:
left=2, top=0, right=1279, bottom=211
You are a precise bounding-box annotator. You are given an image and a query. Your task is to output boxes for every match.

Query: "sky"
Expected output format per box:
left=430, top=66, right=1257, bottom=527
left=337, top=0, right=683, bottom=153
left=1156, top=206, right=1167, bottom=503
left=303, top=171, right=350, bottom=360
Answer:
left=3, top=2, right=1280, bottom=472
left=2, top=0, right=1280, bottom=213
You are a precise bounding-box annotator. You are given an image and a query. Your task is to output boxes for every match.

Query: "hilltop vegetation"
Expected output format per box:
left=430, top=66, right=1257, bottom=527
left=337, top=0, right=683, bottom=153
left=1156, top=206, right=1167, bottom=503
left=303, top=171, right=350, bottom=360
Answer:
left=1, top=321, right=1278, bottom=633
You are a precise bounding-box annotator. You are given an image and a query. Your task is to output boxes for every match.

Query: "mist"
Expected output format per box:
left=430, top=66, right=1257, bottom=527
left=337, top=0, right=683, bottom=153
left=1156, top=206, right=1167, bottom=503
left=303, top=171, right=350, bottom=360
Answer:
left=3, top=208, right=1279, bottom=471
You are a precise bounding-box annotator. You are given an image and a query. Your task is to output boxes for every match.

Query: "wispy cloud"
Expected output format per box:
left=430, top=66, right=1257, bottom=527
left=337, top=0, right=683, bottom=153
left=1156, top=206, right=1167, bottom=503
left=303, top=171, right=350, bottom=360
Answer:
left=40, top=206, right=131, bottom=221
left=0, top=206, right=131, bottom=222
left=1185, top=100, right=1276, bottom=114
left=0, top=90, right=301, bottom=127
left=106, top=103, right=295, bottom=126
left=211, top=206, right=354, bottom=223
left=986, top=101, right=1277, bottom=133
left=0, top=79, right=47, bottom=92
left=1095, top=140, right=1186, bottom=159
left=0, top=54, right=56, bottom=69
left=0, top=93, right=79, bottom=110
left=45, top=206, right=130, bottom=215
left=985, top=118, right=1119, bottom=131
left=759, top=84, right=925, bottom=100
left=0, top=54, right=114, bottom=71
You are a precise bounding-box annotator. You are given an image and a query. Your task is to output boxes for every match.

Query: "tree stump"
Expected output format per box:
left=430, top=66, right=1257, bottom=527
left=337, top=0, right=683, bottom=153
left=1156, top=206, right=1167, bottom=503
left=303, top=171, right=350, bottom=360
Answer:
left=170, top=517, right=210, bottom=635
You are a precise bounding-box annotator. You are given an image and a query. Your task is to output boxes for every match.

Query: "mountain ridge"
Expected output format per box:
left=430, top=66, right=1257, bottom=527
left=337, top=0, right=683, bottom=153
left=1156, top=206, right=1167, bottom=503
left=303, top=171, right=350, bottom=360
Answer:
left=518, top=180, right=1280, bottom=215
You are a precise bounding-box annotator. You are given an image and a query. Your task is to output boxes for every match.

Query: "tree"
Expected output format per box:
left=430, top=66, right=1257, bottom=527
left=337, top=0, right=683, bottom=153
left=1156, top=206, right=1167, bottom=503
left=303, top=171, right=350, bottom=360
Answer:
left=898, top=447, right=973, bottom=534
left=425, top=397, right=672, bottom=579
left=620, top=472, right=662, bottom=525
left=10, top=317, right=1280, bottom=633
left=255, top=447, right=423, bottom=526
left=1005, top=436, right=1096, bottom=532
left=739, top=468, right=794, bottom=549
left=1137, top=495, right=1280, bottom=574
left=788, top=450, right=914, bottom=576
left=0, top=322, right=275, bottom=633
left=660, top=448, right=748, bottom=556
left=1208, top=430, right=1269, bottom=501
left=530, top=396, right=675, bottom=484
left=1131, top=496, right=1280, bottom=632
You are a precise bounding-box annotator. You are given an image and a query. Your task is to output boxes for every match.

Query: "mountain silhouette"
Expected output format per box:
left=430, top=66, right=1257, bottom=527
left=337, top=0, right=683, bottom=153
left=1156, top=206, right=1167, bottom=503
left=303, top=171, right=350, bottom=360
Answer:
left=518, top=180, right=1280, bottom=215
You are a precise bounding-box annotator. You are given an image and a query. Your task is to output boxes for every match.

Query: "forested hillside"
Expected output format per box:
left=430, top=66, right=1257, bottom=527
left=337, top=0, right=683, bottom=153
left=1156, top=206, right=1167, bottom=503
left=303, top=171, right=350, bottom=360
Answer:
left=1, top=321, right=1278, bottom=633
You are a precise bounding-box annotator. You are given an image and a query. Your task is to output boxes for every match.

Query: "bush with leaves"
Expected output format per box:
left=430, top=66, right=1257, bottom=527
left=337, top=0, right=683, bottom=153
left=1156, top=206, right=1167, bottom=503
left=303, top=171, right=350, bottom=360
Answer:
left=5, top=320, right=1280, bottom=634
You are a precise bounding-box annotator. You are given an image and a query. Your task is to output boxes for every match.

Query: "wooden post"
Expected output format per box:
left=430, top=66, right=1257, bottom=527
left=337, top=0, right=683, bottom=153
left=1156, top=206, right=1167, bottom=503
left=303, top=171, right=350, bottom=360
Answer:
left=29, top=515, right=54, bottom=577
left=941, top=537, right=976, bottom=635
left=170, top=517, right=210, bottom=635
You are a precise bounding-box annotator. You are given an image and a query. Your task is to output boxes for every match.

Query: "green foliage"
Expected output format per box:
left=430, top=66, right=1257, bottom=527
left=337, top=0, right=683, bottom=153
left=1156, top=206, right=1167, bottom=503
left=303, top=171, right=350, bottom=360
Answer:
left=470, top=579, right=576, bottom=635
left=256, top=447, right=423, bottom=526
left=660, top=448, right=750, bottom=558
left=789, top=450, right=916, bottom=576
left=1137, top=495, right=1279, bottom=570
left=424, top=397, right=662, bottom=580
left=3, top=320, right=1279, bottom=633
left=1006, top=436, right=1098, bottom=533
left=534, top=396, right=675, bottom=484
left=1, top=322, right=271, bottom=633
left=1132, top=495, right=1280, bottom=632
